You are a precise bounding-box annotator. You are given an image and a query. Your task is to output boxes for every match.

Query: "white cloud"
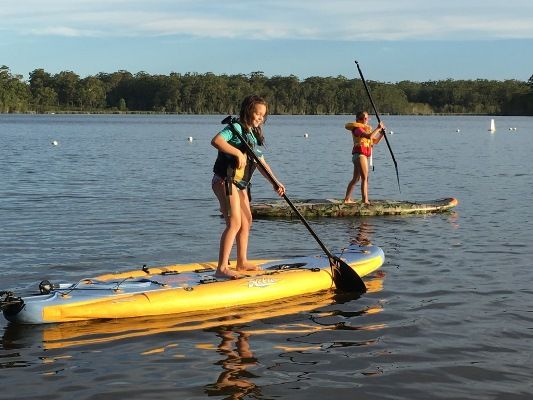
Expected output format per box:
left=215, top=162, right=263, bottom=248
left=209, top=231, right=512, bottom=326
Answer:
left=27, top=26, right=102, bottom=37
left=2, top=0, right=533, bottom=40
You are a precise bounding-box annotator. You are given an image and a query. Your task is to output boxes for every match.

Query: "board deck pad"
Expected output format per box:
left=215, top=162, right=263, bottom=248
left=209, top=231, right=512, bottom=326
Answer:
left=251, top=197, right=458, bottom=218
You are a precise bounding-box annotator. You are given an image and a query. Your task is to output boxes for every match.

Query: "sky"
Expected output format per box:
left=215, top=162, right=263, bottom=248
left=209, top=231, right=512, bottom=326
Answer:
left=2, top=0, right=533, bottom=83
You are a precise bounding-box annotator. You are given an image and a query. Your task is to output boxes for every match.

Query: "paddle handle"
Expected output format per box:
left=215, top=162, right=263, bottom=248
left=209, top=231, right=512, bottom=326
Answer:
left=355, top=60, right=385, bottom=127
left=355, top=59, right=390, bottom=141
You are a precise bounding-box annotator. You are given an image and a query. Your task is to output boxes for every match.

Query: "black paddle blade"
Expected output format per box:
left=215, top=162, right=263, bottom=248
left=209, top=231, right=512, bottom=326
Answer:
left=330, top=256, right=367, bottom=293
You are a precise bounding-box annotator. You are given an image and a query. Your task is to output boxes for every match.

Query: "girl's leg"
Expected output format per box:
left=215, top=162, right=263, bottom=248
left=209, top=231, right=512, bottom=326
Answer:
left=213, top=179, right=243, bottom=278
left=235, top=190, right=259, bottom=271
left=344, top=161, right=361, bottom=203
left=358, top=155, right=370, bottom=204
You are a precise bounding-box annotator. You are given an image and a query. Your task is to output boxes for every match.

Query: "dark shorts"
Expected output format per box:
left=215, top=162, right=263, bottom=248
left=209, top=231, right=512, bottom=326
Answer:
left=212, top=174, right=248, bottom=191
left=352, top=153, right=368, bottom=163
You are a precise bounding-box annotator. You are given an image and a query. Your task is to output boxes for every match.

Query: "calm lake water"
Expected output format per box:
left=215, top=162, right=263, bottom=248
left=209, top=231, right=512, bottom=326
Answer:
left=1, top=114, right=532, bottom=399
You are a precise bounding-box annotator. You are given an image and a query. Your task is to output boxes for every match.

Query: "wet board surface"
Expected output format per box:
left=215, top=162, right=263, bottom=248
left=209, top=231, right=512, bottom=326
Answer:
left=251, top=197, right=458, bottom=218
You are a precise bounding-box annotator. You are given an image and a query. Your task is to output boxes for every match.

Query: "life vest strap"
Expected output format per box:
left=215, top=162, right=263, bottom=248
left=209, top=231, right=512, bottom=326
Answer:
left=224, top=177, right=232, bottom=217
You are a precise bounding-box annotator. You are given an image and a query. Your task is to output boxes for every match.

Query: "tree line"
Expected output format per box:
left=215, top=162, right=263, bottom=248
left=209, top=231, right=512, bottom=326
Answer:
left=1, top=65, right=532, bottom=115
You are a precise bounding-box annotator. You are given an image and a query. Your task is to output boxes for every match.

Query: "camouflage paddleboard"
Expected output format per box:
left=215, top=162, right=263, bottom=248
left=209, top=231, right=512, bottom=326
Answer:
left=251, top=198, right=458, bottom=218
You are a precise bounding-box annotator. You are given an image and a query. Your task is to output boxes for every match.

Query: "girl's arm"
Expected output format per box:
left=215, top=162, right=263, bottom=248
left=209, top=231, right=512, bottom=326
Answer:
left=256, top=158, right=285, bottom=196
left=371, top=122, right=386, bottom=144
left=211, top=133, right=247, bottom=170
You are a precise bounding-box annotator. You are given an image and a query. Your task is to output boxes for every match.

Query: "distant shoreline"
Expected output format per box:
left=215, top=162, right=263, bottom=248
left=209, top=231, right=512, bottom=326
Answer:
left=1, top=111, right=526, bottom=117
left=2, top=67, right=531, bottom=116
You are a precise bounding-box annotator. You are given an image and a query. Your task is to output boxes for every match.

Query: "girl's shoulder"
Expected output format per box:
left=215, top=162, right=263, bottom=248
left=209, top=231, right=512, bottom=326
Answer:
left=220, top=122, right=258, bottom=145
left=345, top=121, right=368, bottom=130
left=219, top=122, right=243, bottom=141
left=345, top=121, right=357, bottom=131
left=345, top=122, right=371, bottom=135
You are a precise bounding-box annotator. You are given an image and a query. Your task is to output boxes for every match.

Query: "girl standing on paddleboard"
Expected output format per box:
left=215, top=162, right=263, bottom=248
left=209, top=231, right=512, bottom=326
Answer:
left=211, top=95, right=285, bottom=279
left=343, top=111, right=385, bottom=205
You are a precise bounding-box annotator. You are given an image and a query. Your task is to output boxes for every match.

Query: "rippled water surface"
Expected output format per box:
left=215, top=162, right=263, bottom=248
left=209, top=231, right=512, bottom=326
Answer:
left=1, top=114, right=532, bottom=399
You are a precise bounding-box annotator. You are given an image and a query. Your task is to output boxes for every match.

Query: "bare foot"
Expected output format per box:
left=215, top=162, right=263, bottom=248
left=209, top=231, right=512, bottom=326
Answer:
left=237, top=262, right=262, bottom=272
left=214, top=266, right=242, bottom=279
left=362, top=201, right=371, bottom=206
left=344, top=198, right=355, bottom=204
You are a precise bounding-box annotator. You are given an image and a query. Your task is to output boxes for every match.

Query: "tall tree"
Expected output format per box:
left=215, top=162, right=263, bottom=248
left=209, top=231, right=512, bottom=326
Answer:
left=0, top=65, right=30, bottom=112
left=54, top=71, right=80, bottom=108
left=78, top=76, right=107, bottom=109
left=29, top=69, right=58, bottom=112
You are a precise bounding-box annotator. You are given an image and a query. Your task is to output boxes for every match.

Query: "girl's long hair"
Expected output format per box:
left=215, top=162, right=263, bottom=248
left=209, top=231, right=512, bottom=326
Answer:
left=239, top=95, right=267, bottom=145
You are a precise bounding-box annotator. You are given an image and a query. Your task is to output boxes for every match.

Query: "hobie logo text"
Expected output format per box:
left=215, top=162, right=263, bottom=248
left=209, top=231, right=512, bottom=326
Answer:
left=248, top=277, right=276, bottom=288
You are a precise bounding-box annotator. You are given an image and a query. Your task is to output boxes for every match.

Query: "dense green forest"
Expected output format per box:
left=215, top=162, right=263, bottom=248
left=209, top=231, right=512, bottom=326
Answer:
left=1, top=65, right=532, bottom=115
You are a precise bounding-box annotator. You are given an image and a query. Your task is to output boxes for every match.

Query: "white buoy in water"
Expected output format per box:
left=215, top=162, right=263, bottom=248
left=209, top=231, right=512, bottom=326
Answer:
left=303, top=133, right=309, bottom=138
left=489, top=118, right=496, bottom=132
left=389, top=130, right=394, bottom=135
left=187, top=136, right=193, bottom=142
left=51, top=140, right=59, bottom=146
left=456, top=129, right=460, bottom=133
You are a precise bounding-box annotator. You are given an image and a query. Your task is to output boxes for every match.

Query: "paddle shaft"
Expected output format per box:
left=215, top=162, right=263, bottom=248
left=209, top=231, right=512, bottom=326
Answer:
left=355, top=60, right=401, bottom=192
left=224, top=119, right=366, bottom=293
left=227, top=122, right=335, bottom=261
